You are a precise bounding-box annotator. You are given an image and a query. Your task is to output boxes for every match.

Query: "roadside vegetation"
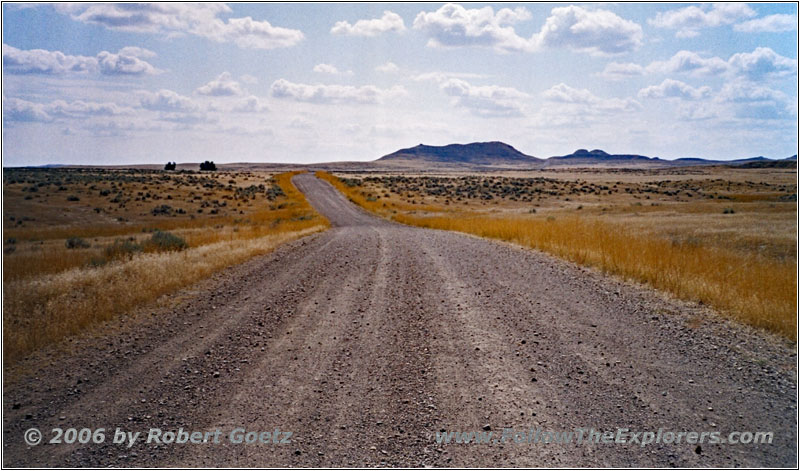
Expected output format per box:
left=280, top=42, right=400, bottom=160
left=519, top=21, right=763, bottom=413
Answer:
left=3, top=169, right=328, bottom=366
left=317, top=169, right=797, bottom=340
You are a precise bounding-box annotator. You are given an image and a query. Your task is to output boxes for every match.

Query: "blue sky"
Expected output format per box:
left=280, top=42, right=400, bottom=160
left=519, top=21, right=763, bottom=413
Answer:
left=2, top=2, right=797, bottom=166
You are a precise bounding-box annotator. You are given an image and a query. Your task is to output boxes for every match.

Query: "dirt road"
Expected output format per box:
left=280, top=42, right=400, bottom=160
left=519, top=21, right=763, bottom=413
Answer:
left=3, top=174, right=796, bottom=467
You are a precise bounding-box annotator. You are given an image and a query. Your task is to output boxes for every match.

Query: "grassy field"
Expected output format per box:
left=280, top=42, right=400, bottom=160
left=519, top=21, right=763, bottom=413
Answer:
left=3, top=169, right=328, bottom=366
left=318, top=168, right=797, bottom=339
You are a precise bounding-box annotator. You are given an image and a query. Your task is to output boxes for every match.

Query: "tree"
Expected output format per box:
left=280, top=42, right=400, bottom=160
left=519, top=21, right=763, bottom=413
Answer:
left=164, top=161, right=177, bottom=170
left=200, top=161, right=217, bottom=171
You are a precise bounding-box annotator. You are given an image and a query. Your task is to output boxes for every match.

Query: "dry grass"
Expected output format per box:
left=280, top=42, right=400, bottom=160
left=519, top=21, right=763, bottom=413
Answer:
left=397, top=213, right=796, bottom=339
left=3, top=170, right=328, bottom=365
left=315, top=171, right=443, bottom=214
left=323, top=171, right=797, bottom=340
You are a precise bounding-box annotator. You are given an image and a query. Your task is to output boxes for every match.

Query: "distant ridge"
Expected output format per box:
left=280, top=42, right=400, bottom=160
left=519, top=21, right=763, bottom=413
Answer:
left=377, top=141, right=541, bottom=167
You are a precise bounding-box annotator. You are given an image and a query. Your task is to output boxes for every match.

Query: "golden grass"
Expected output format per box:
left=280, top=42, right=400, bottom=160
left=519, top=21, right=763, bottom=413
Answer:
left=322, top=172, right=797, bottom=340
left=315, top=171, right=443, bottom=214
left=3, top=171, right=328, bottom=366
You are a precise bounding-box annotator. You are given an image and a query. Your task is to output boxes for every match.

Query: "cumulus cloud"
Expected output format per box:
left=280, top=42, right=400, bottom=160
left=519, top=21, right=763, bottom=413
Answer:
left=413, top=4, right=534, bottom=52
left=232, top=95, right=268, bottom=113
left=3, top=97, right=53, bottom=122
left=638, top=79, right=711, bottom=100
left=646, top=47, right=797, bottom=80
left=439, top=78, right=529, bottom=117
left=3, top=96, right=132, bottom=123
left=718, top=82, right=797, bottom=120
left=196, top=72, right=244, bottom=96
left=534, top=5, right=643, bottom=56
left=331, top=10, right=405, bottom=37
left=58, top=4, right=304, bottom=50
left=3, top=43, right=159, bottom=76
left=717, top=81, right=791, bottom=104
left=375, top=61, right=399, bottom=73
left=645, top=50, right=729, bottom=76
left=140, top=89, right=198, bottom=112
left=97, top=50, right=159, bottom=75
left=270, top=79, right=406, bottom=104
left=412, top=4, right=642, bottom=55
left=543, top=83, right=641, bottom=113
left=734, top=14, right=797, bottom=33
left=728, top=47, right=797, bottom=80
left=648, top=3, right=755, bottom=37
left=599, top=62, right=645, bottom=81
left=313, top=63, right=353, bottom=76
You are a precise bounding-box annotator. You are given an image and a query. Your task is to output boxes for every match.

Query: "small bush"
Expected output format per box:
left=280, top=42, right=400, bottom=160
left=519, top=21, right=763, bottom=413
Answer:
left=148, top=230, right=187, bottom=251
left=723, top=208, right=736, bottom=214
left=65, top=237, right=91, bottom=249
left=67, top=195, right=80, bottom=201
left=105, top=238, right=143, bottom=260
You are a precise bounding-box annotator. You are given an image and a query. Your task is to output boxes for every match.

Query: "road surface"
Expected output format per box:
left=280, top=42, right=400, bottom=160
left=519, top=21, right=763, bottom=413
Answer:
left=3, top=173, right=796, bottom=467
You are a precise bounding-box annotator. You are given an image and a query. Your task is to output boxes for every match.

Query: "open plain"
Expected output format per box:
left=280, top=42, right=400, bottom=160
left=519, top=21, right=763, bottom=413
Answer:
left=3, top=173, right=796, bottom=467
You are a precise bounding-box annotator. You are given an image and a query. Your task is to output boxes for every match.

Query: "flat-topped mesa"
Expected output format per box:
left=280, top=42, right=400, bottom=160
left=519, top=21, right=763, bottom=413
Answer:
left=377, top=141, right=541, bottom=166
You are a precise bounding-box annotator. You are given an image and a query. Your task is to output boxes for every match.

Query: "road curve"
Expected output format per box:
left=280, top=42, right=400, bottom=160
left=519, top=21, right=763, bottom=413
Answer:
left=3, top=173, right=796, bottom=467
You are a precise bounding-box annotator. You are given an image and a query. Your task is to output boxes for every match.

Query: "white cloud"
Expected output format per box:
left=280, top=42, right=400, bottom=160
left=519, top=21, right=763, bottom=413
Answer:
left=232, top=95, right=268, bottom=113
left=3, top=44, right=160, bottom=76
left=140, top=89, right=198, bottom=112
left=646, top=50, right=731, bottom=76
left=648, top=3, right=756, bottom=37
left=543, top=83, right=642, bottom=113
left=96, top=50, right=159, bottom=75
left=413, top=4, right=534, bottom=52
left=413, top=4, right=642, bottom=56
left=375, top=62, right=399, bottom=73
left=270, top=79, right=407, bottom=104
left=59, top=4, right=304, bottom=50
left=728, top=47, right=797, bottom=80
left=48, top=99, right=132, bottom=117
left=313, top=63, right=353, bottom=76
left=196, top=72, right=245, bottom=96
left=534, top=5, right=643, bottom=56
left=3, top=97, right=53, bottom=122
left=599, top=61, right=645, bottom=81
left=331, top=11, right=405, bottom=37
left=640, top=47, right=796, bottom=81
left=734, top=14, right=797, bottom=33
left=638, top=79, right=711, bottom=100
left=440, top=78, right=529, bottom=117
left=117, top=46, right=156, bottom=58
left=717, top=81, right=790, bottom=104
left=3, top=96, right=132, bottom=123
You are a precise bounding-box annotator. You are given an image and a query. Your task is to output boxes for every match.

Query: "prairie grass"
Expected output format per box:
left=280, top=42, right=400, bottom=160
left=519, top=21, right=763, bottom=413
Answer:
left=315, top=171, right=443, bottom=214
left=323, top=172, right=797, bottom=340
left=3, top=171, right=328, bottom=365
left=396, top=213, right=796, bottom=339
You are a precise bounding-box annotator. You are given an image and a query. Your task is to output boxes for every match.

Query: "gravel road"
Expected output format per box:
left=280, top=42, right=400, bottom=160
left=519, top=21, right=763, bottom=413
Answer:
left=3, top=173, right=796, bottom=467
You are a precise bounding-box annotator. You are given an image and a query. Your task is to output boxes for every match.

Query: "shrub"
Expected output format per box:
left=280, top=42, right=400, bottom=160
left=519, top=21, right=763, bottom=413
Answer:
left=65, top=237, right=91, bottom=249
left=67, top=195, right=80, bottom=201
left=151, top=204, right=174, bottom=216
left=164, top=161, right=177, bottom=171
left=200, top=161, right=217, bottom=171
left=104, top=238, right=143, bottom=260
left=148, top=230, right=187, bottom=251
left=723, top=208, right=736, bottom=214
